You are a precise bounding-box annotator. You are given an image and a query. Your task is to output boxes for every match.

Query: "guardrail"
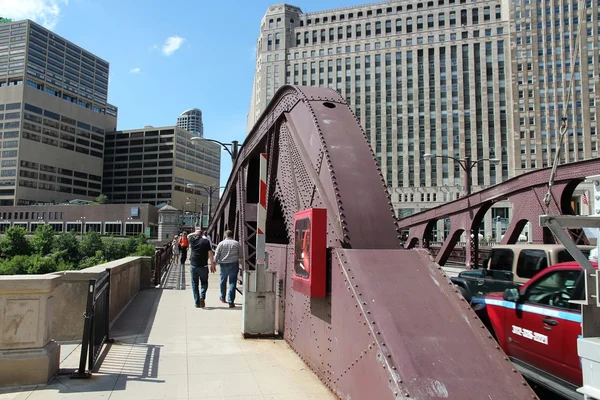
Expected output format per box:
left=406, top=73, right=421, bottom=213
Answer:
left=427, top=246, right=492, bottom=267
left=72, top=269, right=113, bottom=378
left=153, top=243, right=173, bottom=286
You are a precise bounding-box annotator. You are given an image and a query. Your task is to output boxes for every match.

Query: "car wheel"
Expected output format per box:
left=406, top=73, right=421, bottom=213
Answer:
left=457, top=285, right=470, bottom=302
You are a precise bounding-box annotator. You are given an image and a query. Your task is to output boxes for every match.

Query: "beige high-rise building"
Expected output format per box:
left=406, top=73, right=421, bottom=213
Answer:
left=102, top=126, right=221, bottom=215
left=248, top=1, right=599, bottom=239
left=0, top=19, right=117, bottom=206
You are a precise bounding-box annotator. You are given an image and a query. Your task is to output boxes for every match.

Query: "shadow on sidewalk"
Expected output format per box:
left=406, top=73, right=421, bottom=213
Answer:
left=110, top=288, right=163, bottom=340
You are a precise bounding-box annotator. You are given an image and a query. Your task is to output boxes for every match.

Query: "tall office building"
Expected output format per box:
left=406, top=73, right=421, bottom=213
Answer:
left=102, top=126, right=221, bottom=212
left=0, top=19, right=117, bottom=206
left=177, top=108, right=204, bottom=137
left=248, top=1, right=599, bottom=236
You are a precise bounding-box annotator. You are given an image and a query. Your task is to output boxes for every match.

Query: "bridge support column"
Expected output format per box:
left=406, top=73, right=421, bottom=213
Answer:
left=465, top=229, right=478, bottom=269
left=241, top=261, right=277, bottom=338
left=0, top=275, right=62, bottom=388
left=241, top=153, right=277, bottom=338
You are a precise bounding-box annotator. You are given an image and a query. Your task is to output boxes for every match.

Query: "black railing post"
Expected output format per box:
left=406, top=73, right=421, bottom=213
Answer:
left=72, top=269, right=112, bottom=378
left=71, top=279, right=95, bottom=379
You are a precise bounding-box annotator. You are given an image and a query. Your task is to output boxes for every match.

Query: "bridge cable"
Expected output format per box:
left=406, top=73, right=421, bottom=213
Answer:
left=543, top=0, right=588, bottom=211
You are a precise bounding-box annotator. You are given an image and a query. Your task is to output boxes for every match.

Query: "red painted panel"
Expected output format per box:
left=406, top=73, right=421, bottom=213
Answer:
left=259, top=180, right=267, bottom=208
left=292, top=208, right=327, bottom=298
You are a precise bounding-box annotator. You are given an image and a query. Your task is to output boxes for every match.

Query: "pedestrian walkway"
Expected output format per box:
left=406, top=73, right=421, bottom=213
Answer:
left=0, top=262, right=335, bottom=400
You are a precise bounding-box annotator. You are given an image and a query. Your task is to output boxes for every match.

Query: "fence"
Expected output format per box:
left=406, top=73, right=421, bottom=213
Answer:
left=72, top=269, right=112, bottom=378
left=153, top=243, right=173, bottom=286
left=428, top=246, right=492, bottom=267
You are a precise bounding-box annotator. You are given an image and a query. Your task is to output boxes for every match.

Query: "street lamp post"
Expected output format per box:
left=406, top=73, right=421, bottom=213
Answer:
left=77, top=217, right=86, bottom=240
left=423, top=153, right=500, bottom=196
left=190, top=137, right=240, bottom=161
left=423, top=153, right=500, bottom=269
left=186, top=184, right=226, bottom=227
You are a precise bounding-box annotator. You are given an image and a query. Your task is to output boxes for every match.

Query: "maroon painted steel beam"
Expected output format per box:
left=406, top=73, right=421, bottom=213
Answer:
left=397, top=157, right=599, bottom=230
left=208, top=85, right=538, bottom=400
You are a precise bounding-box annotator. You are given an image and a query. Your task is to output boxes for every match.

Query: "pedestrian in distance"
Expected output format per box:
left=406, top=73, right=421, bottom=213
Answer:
left=213, top=230, right=242, bottom=308
left=172, top=234, right=180, bottom=261
left=187, top=227, right=215, bottom=308
left=178, top=231, right=189, bottom=267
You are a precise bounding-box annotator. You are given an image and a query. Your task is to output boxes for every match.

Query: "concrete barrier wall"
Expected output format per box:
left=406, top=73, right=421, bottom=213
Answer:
left=0, top=256, right=153, bottom=387
left=50, top=256, right=153, bottom=341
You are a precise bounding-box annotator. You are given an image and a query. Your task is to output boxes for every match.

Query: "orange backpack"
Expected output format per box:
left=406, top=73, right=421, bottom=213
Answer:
left=179, top=236, right=189, bottom=248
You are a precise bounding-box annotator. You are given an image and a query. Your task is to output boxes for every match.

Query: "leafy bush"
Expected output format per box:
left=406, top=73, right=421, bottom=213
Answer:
left=78, top=250, right=106, bottom=270
left=0, top=226, right=31, bottom=257
left=103, top=237, right=127, bottom=261
left=30, top=224, right=55, bottom=256
left=0, top=227, right=158, bottom=275
left=0, top=255, right=32, bottom=275
left=80, top=231, right=103, bottom=258
left=27, top=255, right=58, bottom=275
left=53, top=231, right=80, bottom=263
left=134, top=243, right=156, bottom=257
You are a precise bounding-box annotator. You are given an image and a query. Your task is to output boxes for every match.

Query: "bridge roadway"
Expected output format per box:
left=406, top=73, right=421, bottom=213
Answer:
left=0, top=260, right=334, bottom=400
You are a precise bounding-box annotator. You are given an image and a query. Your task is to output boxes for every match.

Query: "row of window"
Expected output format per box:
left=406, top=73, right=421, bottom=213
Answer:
left=26, top=66, right=106, bottom=114
left=300, top=0, right=479, bottom=27
left=28, top=24, right=109, bottom=81
left=18, top=178, right=101, bottom=198
left=0, top=221, right=143, bottom=236
left=26, top=43, right=108, bottom=101
left=0, top=210, right=64, bottom=220
left=108, top=193, right=172, bottom=204
left=103, top=176, right=173, bottom=186
left=286, top=7, right=502, bottom=50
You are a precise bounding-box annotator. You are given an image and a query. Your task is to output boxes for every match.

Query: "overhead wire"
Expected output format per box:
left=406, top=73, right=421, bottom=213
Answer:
left=543, top=0, right=590, bottom=210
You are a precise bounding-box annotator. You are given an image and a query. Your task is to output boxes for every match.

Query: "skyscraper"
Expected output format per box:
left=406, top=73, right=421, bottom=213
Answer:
left=177, top=108, right=204, bottom=137
left=248, top=1, right=599, bottom=237
left=102, top=126, right=220, bottom=211
left=0, top=19, right=117, bottom=206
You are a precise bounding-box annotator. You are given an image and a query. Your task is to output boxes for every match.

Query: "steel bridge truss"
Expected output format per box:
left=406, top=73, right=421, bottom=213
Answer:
left=207, top=85, right=537, bottom=399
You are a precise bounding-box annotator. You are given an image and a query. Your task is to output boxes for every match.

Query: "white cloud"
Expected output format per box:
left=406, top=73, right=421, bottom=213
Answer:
left=129, top=67, right=141, bottom=74
left=1, top=0, right=68, bottom=30
left=160, top=35, right=185, bottom=56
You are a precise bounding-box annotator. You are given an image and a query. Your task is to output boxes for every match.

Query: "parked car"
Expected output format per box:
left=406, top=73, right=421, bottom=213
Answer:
left=452, top=244, right=593, bottom=302
left=472, top=261, right=595, bottom=400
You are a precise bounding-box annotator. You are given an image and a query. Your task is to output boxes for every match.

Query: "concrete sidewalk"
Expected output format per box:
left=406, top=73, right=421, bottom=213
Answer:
left=0, top=263, right=335, bottom=400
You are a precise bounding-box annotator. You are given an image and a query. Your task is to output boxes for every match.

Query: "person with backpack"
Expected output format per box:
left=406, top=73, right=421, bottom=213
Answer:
left=178, top=231, right=189, bottom=266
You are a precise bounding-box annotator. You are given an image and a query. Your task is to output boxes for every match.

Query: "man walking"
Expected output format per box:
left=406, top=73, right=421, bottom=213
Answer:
left=213, top=230, right=242, bottom=308
left=187, top=227, right=215, bottom=308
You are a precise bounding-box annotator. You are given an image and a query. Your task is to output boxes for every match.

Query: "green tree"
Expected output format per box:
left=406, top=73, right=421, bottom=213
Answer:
left=53, top=231, right=80, bottom=263
left=0, top=226, right=30, bottom=257
left=134, top=243, right=156, bottom=257
left=80, top=231, right=104, bottom=258
left=103, top=237, right=126, bottom=261
left=27, top=255, right=57, bottom=275
left=0, top=255, right=31, bottom=275
left=95, top=194, right=109, bottom=204
left=79, top=250, right=106, bottom=270
left=30, top=224, right=55, bottom=256
left=120, top=237, right=138, bottom=255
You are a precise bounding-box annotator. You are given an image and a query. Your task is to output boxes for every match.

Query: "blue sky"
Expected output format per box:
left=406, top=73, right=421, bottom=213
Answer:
left=6, top=0, right=369, bottom=187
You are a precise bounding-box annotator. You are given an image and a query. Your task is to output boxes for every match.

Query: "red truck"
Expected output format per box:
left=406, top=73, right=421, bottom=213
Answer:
left=472, top=261, right=595, bottom=400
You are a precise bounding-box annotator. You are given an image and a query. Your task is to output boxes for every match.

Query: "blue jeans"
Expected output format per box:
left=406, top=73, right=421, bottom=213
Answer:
left=190, top=264, right=209, bottom=306
left=219, top=262, right=239, bottom=304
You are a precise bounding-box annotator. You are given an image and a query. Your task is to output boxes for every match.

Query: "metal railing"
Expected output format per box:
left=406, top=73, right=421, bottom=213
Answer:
left=153, top=243, right=173, bottom=286
left=427, top=246, right=492, bottom=267
left=72, top=269, right=113, bottom=378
